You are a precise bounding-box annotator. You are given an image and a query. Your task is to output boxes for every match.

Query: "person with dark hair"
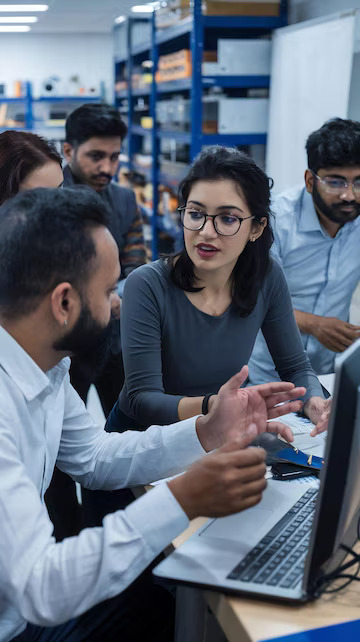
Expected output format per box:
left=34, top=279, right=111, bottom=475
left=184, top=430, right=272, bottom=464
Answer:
left=0, top=186, right=306, bottom=642
left=249, top=118, right=360, bottom=388
left=0, top=130, right=63, bottom=205
left=0, top=130, right=82, bottom=543
left=63, top=103, right=146, bottom=417
left=78, top=147, right=331, bottom=528
left=109, top=146, right=328, bottom=432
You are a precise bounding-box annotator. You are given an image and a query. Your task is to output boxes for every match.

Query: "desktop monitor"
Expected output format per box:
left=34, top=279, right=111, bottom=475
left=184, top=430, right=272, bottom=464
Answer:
left=306, top=337, right=360, bottom=594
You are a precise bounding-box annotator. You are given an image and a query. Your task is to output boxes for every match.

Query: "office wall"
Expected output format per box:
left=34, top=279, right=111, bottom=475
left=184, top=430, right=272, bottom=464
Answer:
left=0, top=33, right=113, bottom=101
left=289, top=0, right=360, bottom=23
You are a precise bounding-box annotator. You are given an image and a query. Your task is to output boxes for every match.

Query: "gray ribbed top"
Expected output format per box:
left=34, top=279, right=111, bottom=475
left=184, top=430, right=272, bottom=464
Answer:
left=118, top=258, right=323, bottom=428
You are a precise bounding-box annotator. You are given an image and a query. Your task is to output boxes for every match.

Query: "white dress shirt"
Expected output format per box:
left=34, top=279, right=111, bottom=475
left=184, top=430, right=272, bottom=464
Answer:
left=249, top=185, right=360, bottom=381
left=0, top=326, right=204, bottom=642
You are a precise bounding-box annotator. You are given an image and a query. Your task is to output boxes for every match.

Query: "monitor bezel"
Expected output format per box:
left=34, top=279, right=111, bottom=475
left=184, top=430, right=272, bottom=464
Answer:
left=305, top=338, right=360, bottom=594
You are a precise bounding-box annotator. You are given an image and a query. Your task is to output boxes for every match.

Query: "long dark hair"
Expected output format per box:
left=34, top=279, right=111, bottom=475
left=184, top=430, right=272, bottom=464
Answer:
left=170, top=146, right=274, bottom=317
left=0, top=130, right=62, bottom=205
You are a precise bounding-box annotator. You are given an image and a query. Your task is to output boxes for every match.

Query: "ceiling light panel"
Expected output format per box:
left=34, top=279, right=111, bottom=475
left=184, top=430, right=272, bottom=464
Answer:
left=0, top=15, right=37, bottom=21
left=0, top=4, right=48, bottom=11
left=0, top=24, right=31, bottom=30
left=131, top=5, right=154, bottom=13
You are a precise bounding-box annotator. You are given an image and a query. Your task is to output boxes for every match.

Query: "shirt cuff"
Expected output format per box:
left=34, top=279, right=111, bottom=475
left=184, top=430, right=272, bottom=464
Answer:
left=161, top=415, right=205, bottom=464
left=125, top=483, right=189, bottom=555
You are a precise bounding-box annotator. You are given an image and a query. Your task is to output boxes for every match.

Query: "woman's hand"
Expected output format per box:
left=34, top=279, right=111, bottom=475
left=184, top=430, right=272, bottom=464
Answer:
left=196, top=366, right=305, bottom=451
left=304, top=396, right=332, bottom=436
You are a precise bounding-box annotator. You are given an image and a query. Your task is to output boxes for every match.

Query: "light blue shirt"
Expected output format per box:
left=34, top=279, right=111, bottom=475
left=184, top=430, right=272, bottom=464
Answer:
left=249, top=185, right=360, bottom=381
left=0, top=326, right=204, bottom=642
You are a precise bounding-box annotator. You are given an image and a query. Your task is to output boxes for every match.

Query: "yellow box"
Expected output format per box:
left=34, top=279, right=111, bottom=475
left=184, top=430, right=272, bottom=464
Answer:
left=141, top=116, right=153, bottom=129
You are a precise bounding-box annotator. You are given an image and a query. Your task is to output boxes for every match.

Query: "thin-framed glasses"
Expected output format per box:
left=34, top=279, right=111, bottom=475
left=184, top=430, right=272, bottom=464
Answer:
left=312, top=171, right=360, bottom=197
left=178, top=206, right=255, bottom=236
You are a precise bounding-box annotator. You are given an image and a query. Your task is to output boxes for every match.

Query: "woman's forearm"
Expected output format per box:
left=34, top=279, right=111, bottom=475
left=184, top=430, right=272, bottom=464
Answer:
left=178, top=396, right=204, bottom=421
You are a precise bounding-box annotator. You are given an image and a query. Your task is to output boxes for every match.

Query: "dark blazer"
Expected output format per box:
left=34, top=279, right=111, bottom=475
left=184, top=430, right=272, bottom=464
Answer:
left=63, top=166, right=146, bottom=352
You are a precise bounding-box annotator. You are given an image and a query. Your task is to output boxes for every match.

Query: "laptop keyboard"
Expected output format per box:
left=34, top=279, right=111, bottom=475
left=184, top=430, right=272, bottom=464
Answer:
left=227, top=487, right=317, bottom=589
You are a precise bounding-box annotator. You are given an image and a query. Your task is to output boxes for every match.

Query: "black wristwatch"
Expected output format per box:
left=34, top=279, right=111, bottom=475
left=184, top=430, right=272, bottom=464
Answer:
left=202, top=393, right=214, bottom=415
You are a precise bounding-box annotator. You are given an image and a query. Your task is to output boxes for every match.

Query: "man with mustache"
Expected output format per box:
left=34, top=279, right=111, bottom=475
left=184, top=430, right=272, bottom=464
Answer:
left=249, top=118, right=360, bottom=385
left=0, top=187, right=304, bottom=642
left=63, top=103, right=146, bottom=417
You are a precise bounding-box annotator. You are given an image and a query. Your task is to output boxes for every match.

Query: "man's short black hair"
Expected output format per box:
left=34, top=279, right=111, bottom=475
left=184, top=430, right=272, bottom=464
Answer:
left=306, top=118, right=360, bottom=173
left=65, top=103, right=128, bottom=147
left=0, top=187, right=109, bottom=320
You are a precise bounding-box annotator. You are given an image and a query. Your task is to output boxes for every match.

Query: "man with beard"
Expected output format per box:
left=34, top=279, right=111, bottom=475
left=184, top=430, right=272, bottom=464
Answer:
left=249, top=118, right=360, bottom=384
left=62, top=103, right=146, bottom=417
left=0, top=187, right=304, bottom=641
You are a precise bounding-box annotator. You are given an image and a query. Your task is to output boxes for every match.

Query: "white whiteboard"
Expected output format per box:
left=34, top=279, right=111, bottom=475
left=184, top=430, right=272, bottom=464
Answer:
left=266, top=12, right=356, bottom=193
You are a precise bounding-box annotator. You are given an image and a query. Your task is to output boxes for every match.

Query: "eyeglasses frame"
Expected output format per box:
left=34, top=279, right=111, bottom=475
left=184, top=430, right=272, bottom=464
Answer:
left=311, top=170, right=360, bottom=197
left=178, top=206, right=255, bottom=237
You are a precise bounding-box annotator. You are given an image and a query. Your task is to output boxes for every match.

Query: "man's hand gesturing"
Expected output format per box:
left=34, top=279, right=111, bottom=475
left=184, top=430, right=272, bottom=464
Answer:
left=169, top=425, right=267, bottom=520
left=196, top=365, right=305, bottom=452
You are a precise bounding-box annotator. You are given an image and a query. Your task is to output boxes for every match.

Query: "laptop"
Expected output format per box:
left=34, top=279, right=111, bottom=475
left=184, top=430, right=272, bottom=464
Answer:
left=154, top=338, right=360, bottom=603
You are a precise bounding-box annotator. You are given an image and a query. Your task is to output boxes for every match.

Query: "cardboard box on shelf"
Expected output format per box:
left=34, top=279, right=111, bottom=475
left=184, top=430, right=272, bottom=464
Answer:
left=141, top=116, right=153, bottom=129
left=157, top=49, right=192, bottom=81
left=218, top=97, right=269, bottom=134
left=156, top=66, right=192, bottom=82
left=160, top=0, right=280, bottom=16
left=202, top=62, right=221, bottom=75
left=203, top=39, right=271, bottom=76
left=217, top=39, right=271, bottom=75
left=158, top=49, right=191, bottom=70
left=204, top=1, right=280, bottom=16
left=156, top=7, right=190, bottom=28
left=157, top=49, right=217, bottom=80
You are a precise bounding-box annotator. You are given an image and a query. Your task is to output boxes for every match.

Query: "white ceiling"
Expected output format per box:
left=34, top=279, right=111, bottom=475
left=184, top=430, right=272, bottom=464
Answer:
left=2, top=0, right=145, bottom=33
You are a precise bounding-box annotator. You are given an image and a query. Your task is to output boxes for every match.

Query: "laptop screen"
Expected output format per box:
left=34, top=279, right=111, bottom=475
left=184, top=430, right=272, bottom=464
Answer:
left=306, top=338, right=360, bottom=590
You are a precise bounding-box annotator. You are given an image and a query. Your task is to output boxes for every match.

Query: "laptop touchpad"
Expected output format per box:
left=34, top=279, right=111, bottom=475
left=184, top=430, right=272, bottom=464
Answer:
left=198, top=481, right=306, bottom=545
left=200, top=505, right=274, bottom=544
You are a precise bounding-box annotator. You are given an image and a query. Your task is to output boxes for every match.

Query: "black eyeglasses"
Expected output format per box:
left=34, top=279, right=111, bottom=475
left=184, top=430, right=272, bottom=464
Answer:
left=178, top=206, right=254, bottom=236
left=312, top=171, right=360, bottom=197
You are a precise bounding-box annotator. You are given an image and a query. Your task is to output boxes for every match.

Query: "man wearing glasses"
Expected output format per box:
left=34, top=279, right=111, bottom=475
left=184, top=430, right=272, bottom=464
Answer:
left=249, top=118, right=360, bottom=384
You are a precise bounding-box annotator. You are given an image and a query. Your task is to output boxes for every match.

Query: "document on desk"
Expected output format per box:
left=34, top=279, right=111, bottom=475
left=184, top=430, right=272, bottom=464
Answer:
left=272, top=412, right=326, bottom=458
left=276, top=412, right=314, bottom=435
left=151, top=412, right=326, bottom=488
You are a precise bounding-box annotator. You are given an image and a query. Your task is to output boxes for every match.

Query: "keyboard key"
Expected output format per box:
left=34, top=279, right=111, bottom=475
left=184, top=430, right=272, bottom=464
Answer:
left=227, top=491, right=317, bottom=586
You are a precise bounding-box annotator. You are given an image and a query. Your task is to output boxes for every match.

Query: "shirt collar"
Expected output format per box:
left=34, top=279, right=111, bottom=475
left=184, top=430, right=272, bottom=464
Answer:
left=298, top=189, right=323, bottom=233
left=0, top=326, right=70, bottom=402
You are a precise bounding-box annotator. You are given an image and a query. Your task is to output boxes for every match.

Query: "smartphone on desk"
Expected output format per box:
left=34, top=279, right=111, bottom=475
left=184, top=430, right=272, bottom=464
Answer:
left=271, top=462, right=319, bottom=481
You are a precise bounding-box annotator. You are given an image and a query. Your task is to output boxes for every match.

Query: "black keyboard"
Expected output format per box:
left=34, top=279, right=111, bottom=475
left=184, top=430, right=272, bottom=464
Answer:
left=227, top=487, right=317, bottom=589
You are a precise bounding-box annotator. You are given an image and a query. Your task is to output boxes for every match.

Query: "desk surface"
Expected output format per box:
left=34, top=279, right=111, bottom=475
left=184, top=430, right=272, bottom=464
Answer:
left=172, top=517, right=360, bottom=642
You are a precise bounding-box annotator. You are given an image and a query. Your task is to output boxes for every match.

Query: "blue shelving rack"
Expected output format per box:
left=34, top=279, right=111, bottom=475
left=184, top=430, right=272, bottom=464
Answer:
left=0, top=81, right=32, bottom=132
left=0, top=82, right=105, bottom=133
left=114, top=0, right=287, bottom=258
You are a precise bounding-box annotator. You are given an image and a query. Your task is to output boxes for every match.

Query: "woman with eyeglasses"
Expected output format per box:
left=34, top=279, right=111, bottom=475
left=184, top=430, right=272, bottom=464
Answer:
left=0, top=130, right=63, bottom=205
left=79, top=146, right=330, bottom=526
left=105, top=146, right=328, bottom=434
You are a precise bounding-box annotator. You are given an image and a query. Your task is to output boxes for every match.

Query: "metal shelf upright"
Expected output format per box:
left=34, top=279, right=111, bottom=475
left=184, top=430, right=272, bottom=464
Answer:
left=113, top=0, right=287, bottom=258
